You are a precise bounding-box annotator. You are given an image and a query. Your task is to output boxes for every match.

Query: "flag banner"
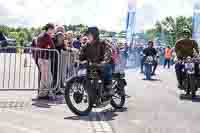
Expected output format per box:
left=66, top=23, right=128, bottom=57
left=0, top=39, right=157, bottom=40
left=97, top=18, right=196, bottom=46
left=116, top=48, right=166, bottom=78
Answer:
left=192, top=1, right=200, bottom=46
left=126, top=0, right=136, bottom=46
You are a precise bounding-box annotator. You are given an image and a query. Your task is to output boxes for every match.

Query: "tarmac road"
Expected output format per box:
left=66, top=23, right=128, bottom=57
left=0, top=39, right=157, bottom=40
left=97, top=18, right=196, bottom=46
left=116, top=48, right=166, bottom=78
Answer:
left=0, top=67, right=200, bottom=133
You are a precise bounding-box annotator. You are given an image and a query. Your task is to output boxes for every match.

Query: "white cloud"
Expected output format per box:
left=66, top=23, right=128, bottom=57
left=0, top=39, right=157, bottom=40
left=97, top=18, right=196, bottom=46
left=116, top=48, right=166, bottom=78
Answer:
left=134, top=0, right=193, bottom=32
left=0, top=0, right=194, bottom=32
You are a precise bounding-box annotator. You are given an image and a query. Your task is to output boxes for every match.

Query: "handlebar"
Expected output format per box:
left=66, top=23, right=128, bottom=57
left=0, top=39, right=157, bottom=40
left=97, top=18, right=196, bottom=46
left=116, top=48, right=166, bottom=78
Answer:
left=176, top=56, right=200, bottom=64
left=74, top=60, right=105, bottom=68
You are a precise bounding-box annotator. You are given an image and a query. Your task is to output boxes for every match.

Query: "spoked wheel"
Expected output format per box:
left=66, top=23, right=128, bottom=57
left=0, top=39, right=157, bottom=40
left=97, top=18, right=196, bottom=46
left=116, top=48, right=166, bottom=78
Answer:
left=64, top=78, right=93, bottom=116
left=111, top=80, right=126, bottom=109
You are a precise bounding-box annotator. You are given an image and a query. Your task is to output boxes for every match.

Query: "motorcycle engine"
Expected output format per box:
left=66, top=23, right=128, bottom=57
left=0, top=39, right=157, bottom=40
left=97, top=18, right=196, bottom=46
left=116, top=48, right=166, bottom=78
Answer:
left=184, top=57, right=195, bottom=74
left=145, top=56, right=154, bottom=64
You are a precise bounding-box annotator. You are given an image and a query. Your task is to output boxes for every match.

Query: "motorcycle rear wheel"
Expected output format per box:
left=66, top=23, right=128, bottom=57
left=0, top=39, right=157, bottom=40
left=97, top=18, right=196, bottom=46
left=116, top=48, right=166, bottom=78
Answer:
left=145, top=64, right=152, bottom=80
left=111, top=80, right=126, bottom=109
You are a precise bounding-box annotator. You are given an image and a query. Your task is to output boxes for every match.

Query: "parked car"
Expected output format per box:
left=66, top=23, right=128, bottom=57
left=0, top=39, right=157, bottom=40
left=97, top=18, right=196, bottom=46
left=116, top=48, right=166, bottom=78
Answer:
left=0, top=32, right=17, bottom=53
left=0, top=32, right=16, bottom=47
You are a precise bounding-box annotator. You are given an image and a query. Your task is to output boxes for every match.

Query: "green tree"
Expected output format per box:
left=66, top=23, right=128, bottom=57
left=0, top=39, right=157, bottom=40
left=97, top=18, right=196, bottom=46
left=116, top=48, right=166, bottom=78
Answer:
left=145, top=28, right=157, bottom=40
left=145, top=16, right=192, bottom=47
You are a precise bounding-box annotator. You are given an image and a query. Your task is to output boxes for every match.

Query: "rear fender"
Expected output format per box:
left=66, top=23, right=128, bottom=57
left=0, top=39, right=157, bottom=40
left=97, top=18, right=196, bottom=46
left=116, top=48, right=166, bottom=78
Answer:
left=116, top=79, right=127, bottom=89
left=120, top=79, right=127, bottom=86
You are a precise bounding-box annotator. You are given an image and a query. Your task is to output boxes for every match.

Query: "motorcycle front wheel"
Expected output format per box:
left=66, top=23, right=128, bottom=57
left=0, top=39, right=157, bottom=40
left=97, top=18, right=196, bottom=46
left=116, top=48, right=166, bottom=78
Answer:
left=64, top=78, right=93, bottom=116
left=111, top=80, right=126, bottom=109
left=182, top=76, right=190, bottom=95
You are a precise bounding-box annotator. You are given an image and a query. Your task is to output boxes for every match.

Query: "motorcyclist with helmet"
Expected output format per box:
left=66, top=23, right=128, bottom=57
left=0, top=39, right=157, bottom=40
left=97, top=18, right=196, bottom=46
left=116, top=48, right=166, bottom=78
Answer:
left=175, top=29, right=199, bottom=89
left=79, top=27, right=114, bottom=96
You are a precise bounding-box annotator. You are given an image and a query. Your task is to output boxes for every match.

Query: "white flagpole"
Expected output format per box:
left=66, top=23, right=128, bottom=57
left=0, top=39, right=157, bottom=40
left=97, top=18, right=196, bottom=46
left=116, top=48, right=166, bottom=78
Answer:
left=192, top=0, right=200, bottom=47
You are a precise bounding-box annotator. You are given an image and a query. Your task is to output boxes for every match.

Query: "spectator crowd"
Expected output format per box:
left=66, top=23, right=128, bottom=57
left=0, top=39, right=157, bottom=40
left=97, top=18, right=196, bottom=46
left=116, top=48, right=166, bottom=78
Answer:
left=31, top=23, right=177, bottom=99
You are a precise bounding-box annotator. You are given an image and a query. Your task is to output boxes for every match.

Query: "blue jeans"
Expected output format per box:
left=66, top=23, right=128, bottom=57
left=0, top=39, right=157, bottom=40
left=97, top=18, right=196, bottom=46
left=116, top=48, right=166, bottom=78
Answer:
left=103, top=64, right=113, bottom=81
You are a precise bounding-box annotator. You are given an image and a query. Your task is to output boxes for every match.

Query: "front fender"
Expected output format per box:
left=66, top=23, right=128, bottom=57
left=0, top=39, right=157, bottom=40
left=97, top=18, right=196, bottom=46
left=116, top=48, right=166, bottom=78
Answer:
left=64, top=76, right=86, bottom=88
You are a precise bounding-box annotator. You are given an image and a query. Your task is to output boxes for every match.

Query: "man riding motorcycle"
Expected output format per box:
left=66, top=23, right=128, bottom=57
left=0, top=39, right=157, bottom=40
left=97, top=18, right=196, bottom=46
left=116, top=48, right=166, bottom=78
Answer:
left=142, top=41, right=158, bottom=75
left=175, top=29, right=199, bottom=88
left=79, top=27, right=114, bottom=96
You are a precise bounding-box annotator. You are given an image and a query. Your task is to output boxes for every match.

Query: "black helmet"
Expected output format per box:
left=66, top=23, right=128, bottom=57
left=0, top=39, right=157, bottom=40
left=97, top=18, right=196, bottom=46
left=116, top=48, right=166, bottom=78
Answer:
left=148, top=40, right=154, bottom=45
left=85, top=27, right=100, bottom=40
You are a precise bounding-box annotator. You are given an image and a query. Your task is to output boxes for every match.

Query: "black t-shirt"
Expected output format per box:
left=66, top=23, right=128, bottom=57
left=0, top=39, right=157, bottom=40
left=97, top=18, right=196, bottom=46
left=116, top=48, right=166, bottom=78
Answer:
left=143, top=47, right=157, bottom=56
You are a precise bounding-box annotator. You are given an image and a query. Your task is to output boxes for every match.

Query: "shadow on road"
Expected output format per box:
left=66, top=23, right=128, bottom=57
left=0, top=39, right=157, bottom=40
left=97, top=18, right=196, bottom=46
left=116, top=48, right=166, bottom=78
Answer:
left=102, top=107, right=128, bottom=113
left=64, top=107, right=127, bottom=122
left=32, top=96, right=65, bottom=108
left=179, top=94, right=200, bottom=102
left=142, top=78, right=162, bottom=82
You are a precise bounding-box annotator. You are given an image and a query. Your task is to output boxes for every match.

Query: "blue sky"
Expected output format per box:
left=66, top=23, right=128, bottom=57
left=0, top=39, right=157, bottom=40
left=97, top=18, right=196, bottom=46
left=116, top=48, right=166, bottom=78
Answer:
left=0, top=0, right=194, bottom=32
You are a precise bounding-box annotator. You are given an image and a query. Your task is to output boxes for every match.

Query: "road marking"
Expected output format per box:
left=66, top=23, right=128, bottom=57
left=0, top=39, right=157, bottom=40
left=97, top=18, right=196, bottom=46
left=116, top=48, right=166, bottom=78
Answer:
left=0, top=109, right=68, bottom=125
left=91, top=108, right=114, bottom=133
left=0, top=121, right=41, bottom=133
left=131, top=120, right=142, bottom=125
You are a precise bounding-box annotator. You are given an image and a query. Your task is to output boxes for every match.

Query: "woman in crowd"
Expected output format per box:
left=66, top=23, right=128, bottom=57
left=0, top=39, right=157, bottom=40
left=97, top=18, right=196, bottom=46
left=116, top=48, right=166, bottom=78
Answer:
left=64, top=31, right=74, bottom=48
left=37, top=23, right=55, bottom=99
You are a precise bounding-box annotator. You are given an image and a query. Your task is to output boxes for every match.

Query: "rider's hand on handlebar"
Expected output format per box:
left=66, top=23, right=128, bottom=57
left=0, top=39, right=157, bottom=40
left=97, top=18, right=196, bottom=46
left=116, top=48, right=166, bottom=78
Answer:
left=88, top=62, right=105, bottom=68
left=74, top=60, right=87, bottom=68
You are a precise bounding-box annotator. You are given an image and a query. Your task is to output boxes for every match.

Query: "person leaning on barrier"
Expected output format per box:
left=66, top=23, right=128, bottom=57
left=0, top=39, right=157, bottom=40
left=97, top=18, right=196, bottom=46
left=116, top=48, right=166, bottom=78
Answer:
left=79, top=27, right=114, bottom=96
left=36, top=23, right=55, bottom=99
left=54, top=32, right=65, bottom=52
left=51, top=32, right=66, bottom=95
left=175, top=29, right=199, bottom=88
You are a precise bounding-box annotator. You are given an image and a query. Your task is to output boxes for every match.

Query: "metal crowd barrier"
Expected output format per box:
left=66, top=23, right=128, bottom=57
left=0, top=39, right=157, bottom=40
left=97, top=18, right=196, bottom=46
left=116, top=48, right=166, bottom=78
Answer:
left=60, top=48, right=79, bottom=88
left=0, top=47, right=60, bottom=93
left=0, top=46, right=79, bottom=95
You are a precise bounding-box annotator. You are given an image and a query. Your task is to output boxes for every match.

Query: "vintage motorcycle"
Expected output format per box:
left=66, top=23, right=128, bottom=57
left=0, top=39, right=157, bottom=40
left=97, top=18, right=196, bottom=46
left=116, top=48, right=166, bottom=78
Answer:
left=180, top=56, right=200, bottom=97
left=64, top=62, right=127, bottom=116
left=143, top=55, right=155, bottom=80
